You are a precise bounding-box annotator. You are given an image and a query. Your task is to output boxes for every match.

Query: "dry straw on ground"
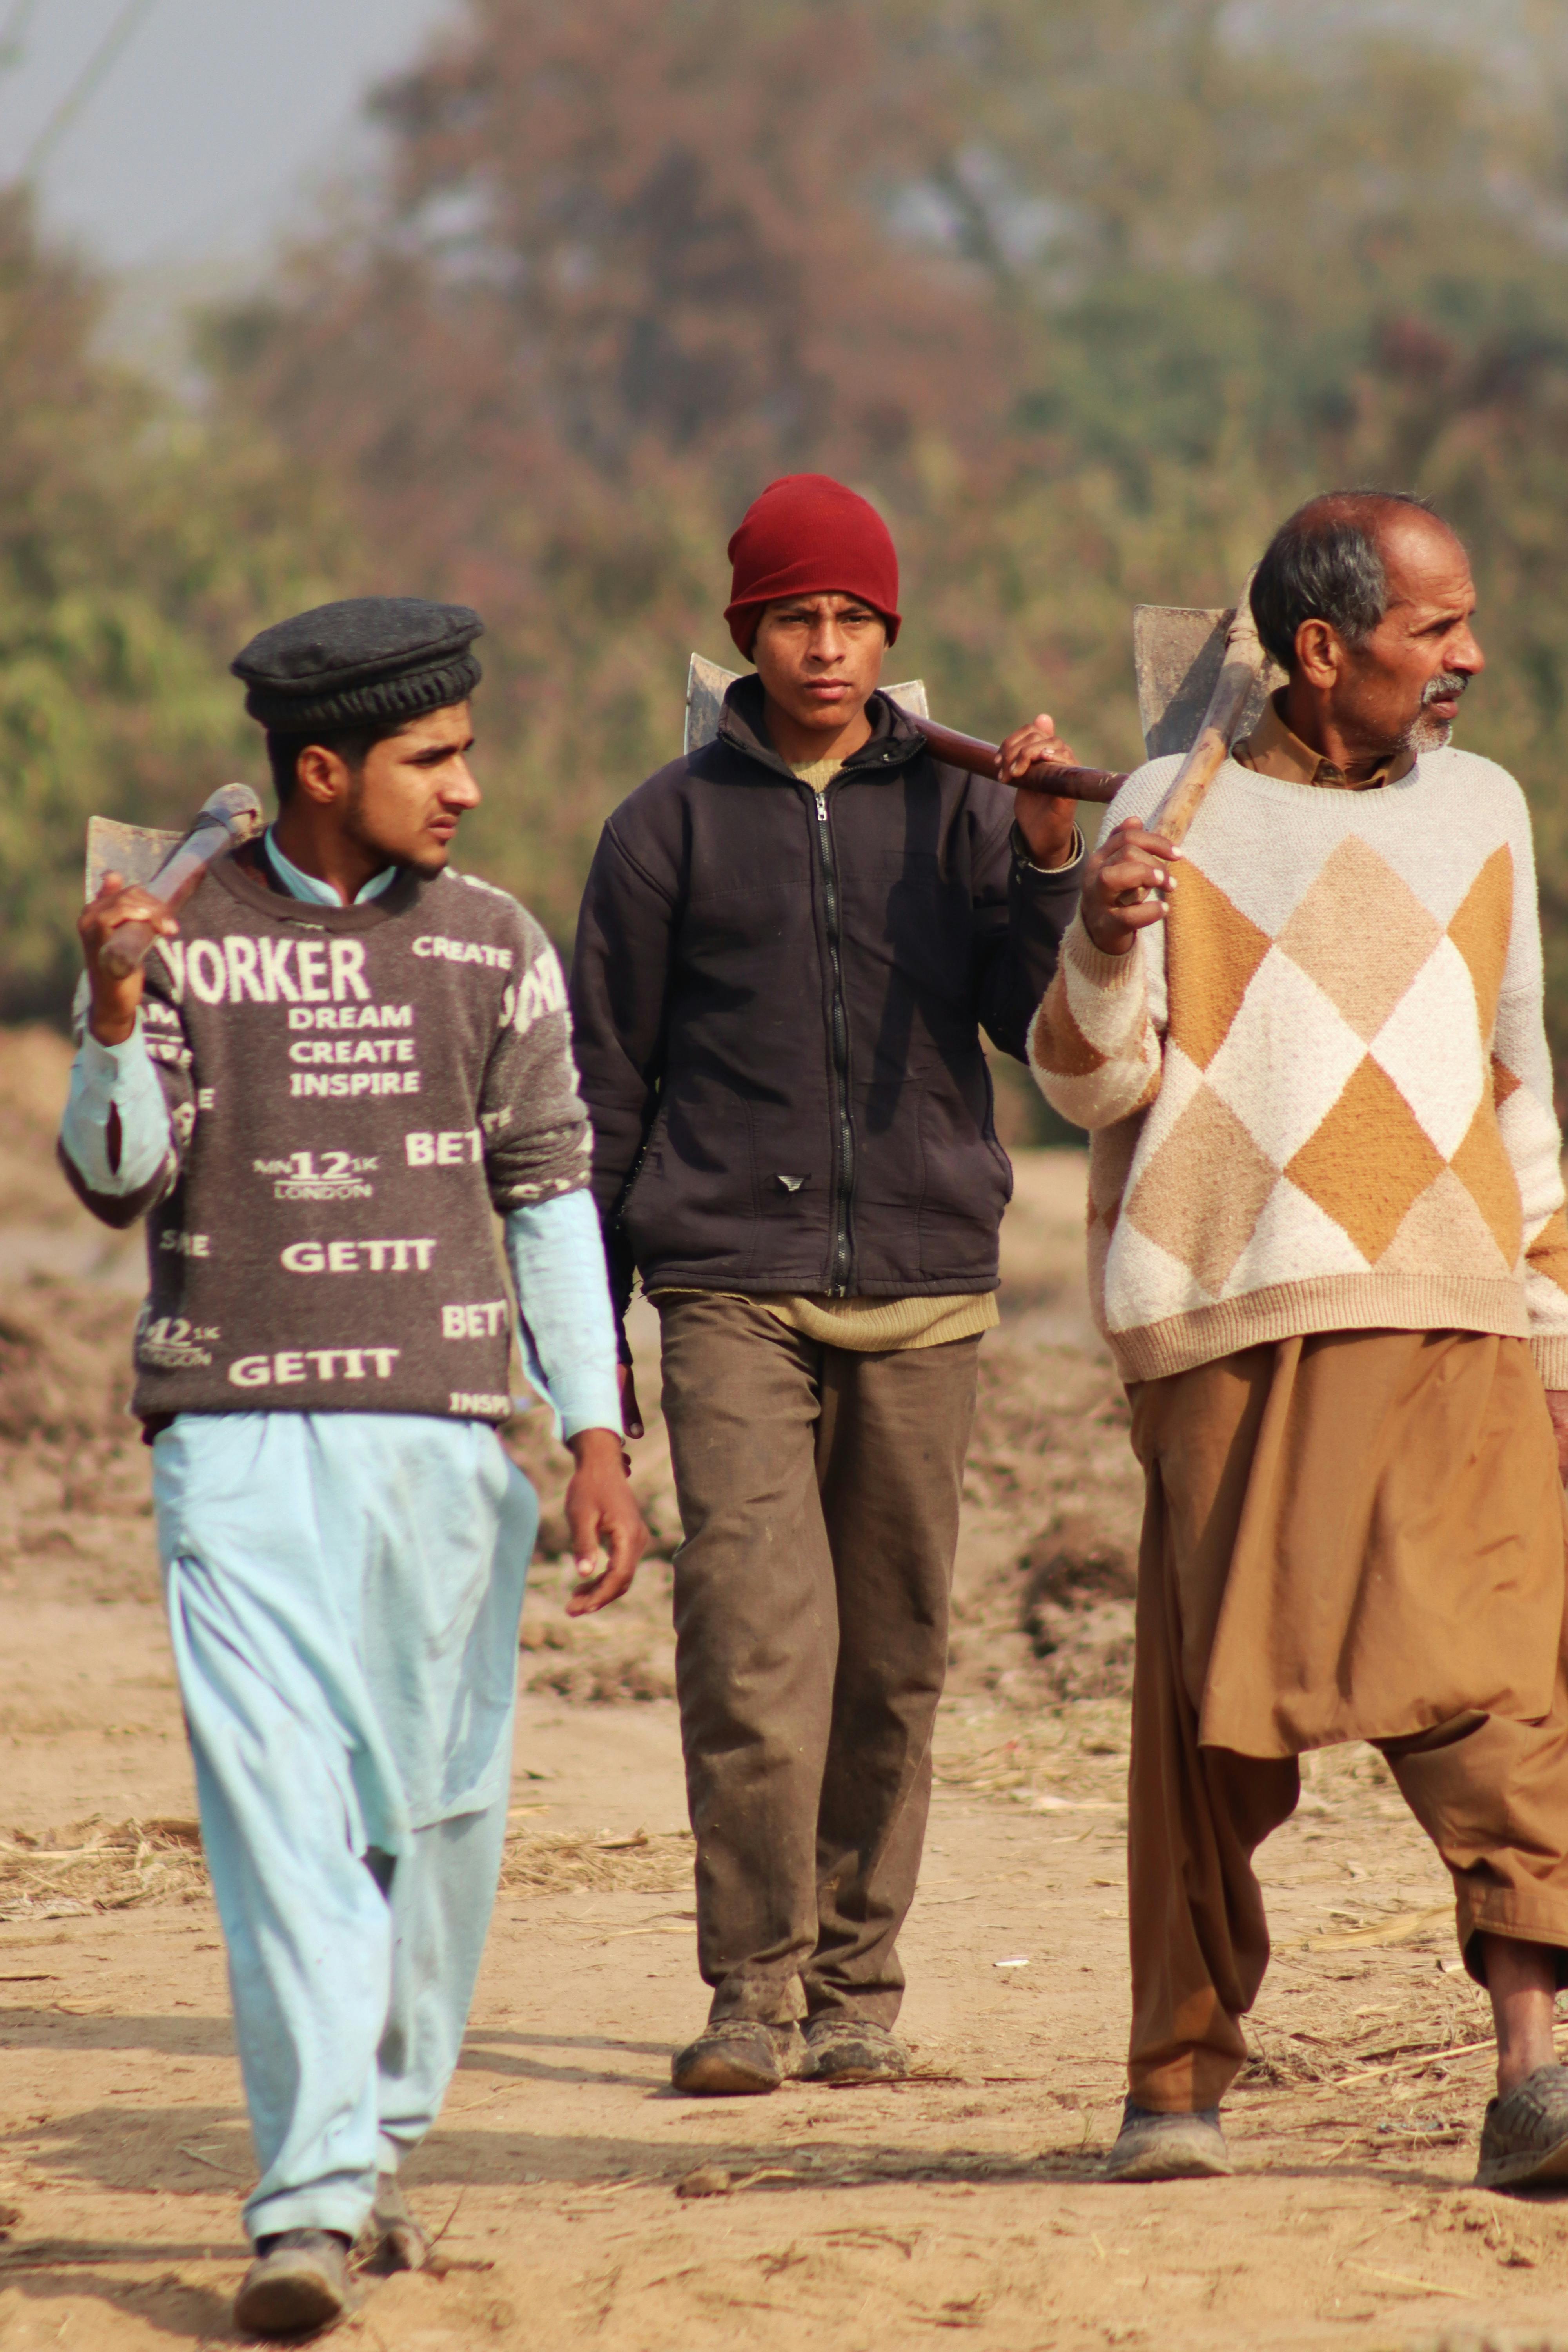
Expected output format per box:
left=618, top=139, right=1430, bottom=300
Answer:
left=0, top=1815, right=698, bottom=1921
left=0, top=1816, right=207, bottom=1921
left=499, top=1823, right=694, bottom=1896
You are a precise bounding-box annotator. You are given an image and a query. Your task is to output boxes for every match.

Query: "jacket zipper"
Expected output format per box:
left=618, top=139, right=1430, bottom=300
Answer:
left=811, top=788, right=855, bottom=1294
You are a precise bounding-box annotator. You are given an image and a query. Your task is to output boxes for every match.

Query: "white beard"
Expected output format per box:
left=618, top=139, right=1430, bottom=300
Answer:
left=1409, top=708, right=1454, bottom=752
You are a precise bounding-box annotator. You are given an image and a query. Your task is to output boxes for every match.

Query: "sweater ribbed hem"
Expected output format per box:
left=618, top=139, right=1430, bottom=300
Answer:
left=1107, top=1274, right=1532, bottom=1385
left=1532, top=1336, right=1568, bottom=1392
left=756, top=1289, right=999, bottom=1350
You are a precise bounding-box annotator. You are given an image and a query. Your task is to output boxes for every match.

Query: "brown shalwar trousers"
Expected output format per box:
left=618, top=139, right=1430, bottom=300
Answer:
left=1125, top=1329, right=1568, bottom=2114
left=655, top=1293, right=980, bottom=2027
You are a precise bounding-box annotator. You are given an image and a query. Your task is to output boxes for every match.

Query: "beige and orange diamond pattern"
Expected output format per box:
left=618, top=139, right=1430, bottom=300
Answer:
left=1125, top=839, right=1520, bottom=1293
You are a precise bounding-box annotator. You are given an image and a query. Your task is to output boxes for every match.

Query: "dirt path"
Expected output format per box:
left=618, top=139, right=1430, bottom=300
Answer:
left=4, top=1659, right=1564, bottom=2352
left=3, top=1033, right=1568, bottom=2350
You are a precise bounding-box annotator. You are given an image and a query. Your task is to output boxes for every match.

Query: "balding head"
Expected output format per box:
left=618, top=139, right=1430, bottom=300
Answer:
left=1251, top=491, right=1464, bottom=674
left=1250, top=490, right=1482, bottom=774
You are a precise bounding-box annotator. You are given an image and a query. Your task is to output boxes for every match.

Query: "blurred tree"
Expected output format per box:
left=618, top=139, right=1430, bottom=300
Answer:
left=197, top=0, right=1016, bottom=933
left=0, top=189, right=353, bottom=1018
left=18, top=0, right=1568, bottom=1109
left=200, top=1, right=1568, bottom=965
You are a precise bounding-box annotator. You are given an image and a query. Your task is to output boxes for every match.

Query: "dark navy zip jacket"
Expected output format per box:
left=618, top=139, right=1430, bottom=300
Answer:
left=569, top=675, right=1084, bottom=1332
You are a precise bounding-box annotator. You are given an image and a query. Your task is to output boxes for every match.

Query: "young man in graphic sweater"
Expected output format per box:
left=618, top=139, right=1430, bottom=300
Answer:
left=572, top=474, right=1087, bottom=2094
left=60, top=599, right=646, bottom=2337
left=1031, top=494, right=1568, bottom=2190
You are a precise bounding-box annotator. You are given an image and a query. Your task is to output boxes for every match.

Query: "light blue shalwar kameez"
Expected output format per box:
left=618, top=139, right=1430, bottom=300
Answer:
left=62, top=836, right=622, bottom=2243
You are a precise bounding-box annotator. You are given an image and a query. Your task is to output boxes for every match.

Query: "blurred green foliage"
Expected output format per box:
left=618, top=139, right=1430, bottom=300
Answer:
left=0, top=191, right=349, bottom=1016
left=15, top=0, right=1568, bottom=1107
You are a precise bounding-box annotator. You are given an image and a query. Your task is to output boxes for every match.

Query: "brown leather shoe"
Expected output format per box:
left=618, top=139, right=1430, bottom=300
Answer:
left=356, top=2173, right=431, bottom=2274
left=671, top=2018, right=806, bottom=2095
left=1477, top=2063, right=1568, bottom=2189
left=1103, top=2100, right=1232, bottom=2182
left=802, top=2016, right=910, bottom=2085
left=234, top=2228, right=352, bottom=2338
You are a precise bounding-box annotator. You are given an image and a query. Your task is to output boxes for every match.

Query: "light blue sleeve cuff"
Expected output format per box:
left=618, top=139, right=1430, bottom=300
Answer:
left=539, top=1364, right=628, bottom=1443
left=60, top=1016, right=173, bottom=1194
left=504, top=1188, right=624, bottom=1441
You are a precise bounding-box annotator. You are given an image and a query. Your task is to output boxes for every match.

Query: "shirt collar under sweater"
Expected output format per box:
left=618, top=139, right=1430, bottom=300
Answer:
left=263, top=826, right=397, bottom=906
left=1234, top=690, right=1414, bottom=792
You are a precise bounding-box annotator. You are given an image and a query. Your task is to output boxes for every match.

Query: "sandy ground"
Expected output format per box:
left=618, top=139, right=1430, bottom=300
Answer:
left=2, top=1028, right=1568, bottom=2352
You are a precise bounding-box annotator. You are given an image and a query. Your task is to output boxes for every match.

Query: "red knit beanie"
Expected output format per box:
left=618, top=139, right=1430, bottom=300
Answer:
left=724, top=474, right=901, bottom=658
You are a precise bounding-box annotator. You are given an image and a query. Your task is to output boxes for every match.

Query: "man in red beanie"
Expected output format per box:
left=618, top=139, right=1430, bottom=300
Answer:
left=572, top=474, right=1085, bottom=2094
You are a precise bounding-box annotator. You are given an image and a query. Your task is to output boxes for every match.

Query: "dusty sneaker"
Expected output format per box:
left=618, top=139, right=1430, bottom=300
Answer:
left=671, top=2018, right=806, bottom=2095
left=1103, top=2100, right=1232, bottom=2182
left=355, top=2173, right=431, bottom=2274
left=802, top=2016, right=910, bottom=2085
left=1476, top=2063, right=1568, bottom=2189
left=234, top=2228, right=352, bottom=2338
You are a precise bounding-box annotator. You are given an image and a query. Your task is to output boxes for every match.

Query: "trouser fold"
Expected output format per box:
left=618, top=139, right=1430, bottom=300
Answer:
left=656, top=1295, right=978, bottom=2027
left=1128, top=1392, right=1568, bottom=2114
left=169, top=1553, right=512, bottom=2241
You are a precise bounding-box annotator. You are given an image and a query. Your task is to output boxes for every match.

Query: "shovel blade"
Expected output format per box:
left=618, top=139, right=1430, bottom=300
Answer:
left=1134, top=605, right=1284, bottom=760
left=84, top=815, right=183, bottom=902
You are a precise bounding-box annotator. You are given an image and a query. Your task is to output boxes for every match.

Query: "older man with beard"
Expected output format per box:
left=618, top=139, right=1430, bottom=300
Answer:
left=1030, top=491, right=1568, bottom=2190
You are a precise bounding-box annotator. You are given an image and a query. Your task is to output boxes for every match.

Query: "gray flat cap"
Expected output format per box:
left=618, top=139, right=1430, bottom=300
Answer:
left=232, top=596, right=484, bottom=734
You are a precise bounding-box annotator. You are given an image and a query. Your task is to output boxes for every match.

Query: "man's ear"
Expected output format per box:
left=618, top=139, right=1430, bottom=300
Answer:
left=1293, top=618, right=1341, bottom=690
left=294, top=744, right=350, bottom=808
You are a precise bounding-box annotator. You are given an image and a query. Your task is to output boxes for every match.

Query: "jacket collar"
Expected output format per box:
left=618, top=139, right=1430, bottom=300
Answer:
left=714, top=672, right=925, bottom=782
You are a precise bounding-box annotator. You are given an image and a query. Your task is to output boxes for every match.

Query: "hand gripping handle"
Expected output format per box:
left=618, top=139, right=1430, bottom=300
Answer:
left=98, top=785, right=263, bottom=979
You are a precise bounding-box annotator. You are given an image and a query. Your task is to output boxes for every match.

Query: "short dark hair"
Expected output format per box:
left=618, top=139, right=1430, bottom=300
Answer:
left=264, top=716, right=409, bottom=804
left=1250, top=490, right=1445, bottom=671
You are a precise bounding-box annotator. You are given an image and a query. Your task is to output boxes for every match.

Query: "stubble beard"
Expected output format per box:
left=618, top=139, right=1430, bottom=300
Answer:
left=1407, top=671, right=1469, bottom=753
left=341, top=769, right=448, bottom=879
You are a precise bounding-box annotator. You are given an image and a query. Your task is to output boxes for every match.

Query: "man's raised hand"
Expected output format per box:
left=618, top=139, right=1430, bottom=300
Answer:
left=1080, top=819, right=1179, bottom=956
left=77, top=870, right=178, bottom=1045
left=998, top=711, right=1080, bottom=869
left=563, top=1426, right=649, bottom=1617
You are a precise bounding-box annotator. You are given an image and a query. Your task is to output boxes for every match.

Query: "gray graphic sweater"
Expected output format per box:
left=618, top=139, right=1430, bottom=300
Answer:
left=62, top=848, right=590, bottom=1423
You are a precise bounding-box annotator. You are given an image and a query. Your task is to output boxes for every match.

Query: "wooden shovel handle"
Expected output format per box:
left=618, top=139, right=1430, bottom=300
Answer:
left=911, top=716, right=1128, bottom=805
left=1146, top=579, right=1267, bottom=848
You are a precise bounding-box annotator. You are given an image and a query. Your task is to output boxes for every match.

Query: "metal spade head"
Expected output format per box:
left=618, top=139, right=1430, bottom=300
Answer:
left=85, top=783, right=263, bottom=901
left=1133, top=605, right=1284, bottom=758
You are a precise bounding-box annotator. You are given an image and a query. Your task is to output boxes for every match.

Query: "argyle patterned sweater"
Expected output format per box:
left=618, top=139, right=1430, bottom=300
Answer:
left=1029, top=747, right=1568, bottom=1387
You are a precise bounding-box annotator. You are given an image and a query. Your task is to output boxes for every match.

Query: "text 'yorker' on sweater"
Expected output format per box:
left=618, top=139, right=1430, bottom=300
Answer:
left=60, top=850, right=588, bottom=1423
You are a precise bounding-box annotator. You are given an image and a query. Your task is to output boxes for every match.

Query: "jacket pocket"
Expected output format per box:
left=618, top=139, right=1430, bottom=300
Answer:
left=916, top=1084, right=1011, bottom=1280
left=619, top=1092, right=759, bottom=1270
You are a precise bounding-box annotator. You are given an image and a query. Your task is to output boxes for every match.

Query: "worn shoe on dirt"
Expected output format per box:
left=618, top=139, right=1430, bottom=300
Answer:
left=671, top=2018, right=807, bottom=2095
left=802, top=2016, right=910, bottom=2085
left=356, top=2173, right=431, bottom=2274
left=1476, top=2063, right=1568, bottom=2189
left=1103, top=2100, right=1233, bottom=2182
left=234, top=2228, right=353, bottom=2338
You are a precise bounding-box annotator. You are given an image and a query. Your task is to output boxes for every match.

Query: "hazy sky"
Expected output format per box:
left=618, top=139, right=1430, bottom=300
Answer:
left=0, top=0, right=459, bottom=270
